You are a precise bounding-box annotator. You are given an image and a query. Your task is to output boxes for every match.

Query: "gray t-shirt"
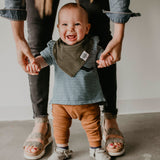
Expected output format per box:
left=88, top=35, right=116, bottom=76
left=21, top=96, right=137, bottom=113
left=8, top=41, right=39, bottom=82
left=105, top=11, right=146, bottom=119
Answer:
left=40, top=36, right=105, bottom=105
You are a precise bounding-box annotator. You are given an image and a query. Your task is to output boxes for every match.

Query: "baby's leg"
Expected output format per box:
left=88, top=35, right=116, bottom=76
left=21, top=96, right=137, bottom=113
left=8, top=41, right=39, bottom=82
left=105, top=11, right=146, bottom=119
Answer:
left=80, top=104, right=101, bottom=147
left=80, top=104, right=110, bottom=160
left=52, top=104, right=72, bottom=146
left=49, top=104, right=72, bottom=160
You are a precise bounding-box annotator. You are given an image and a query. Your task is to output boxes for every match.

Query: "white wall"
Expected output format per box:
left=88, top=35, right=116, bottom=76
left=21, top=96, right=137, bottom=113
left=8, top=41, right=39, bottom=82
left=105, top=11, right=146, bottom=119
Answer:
left=0, top=0, right=160, bottom=120
left=117, top=0, right=160, bottom=100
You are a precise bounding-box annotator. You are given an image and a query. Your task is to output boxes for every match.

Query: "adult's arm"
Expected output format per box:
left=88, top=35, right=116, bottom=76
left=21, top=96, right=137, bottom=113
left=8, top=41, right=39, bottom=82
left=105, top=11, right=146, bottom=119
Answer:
left=0, top=0, right=35, bottom=71
left=98, top=23, right=125, bottom=67
left=11, top=21, right=34, bottom=71
left=98, top=0, right=140, bottom=66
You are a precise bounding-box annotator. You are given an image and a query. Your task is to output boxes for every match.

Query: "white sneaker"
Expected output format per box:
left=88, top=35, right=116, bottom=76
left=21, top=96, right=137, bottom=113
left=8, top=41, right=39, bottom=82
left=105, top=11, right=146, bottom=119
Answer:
left=48, top=148, right=72, bottom=160
left=90, top=148, right=111, bottom=160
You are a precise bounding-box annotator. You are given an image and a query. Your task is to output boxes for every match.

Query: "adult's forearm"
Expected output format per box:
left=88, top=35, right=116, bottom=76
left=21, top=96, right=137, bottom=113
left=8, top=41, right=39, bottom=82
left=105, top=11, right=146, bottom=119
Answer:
left=10, top=20, right=34, bottom=69
left=113, top=23, right=125, bottom=42
left=98, top=23, right=125, bottom=64
left=10, top=21, right=25, bottom=45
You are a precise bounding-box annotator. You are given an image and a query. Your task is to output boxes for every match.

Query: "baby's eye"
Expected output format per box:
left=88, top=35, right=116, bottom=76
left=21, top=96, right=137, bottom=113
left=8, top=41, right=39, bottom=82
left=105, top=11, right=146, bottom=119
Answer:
left=62, top=23, right=67, bottom=26
left=75, top=23, right=80, bottom=26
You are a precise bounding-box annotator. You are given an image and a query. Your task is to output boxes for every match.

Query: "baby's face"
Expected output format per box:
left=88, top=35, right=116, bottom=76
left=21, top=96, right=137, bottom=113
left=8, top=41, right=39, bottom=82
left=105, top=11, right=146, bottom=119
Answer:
left=57, top=8, right=90, bottom=45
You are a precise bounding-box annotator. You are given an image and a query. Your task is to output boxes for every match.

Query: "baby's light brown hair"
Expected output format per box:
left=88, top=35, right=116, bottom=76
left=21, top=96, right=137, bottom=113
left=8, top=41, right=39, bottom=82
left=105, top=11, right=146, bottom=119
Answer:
left=58, top=3, right=89, bottom=24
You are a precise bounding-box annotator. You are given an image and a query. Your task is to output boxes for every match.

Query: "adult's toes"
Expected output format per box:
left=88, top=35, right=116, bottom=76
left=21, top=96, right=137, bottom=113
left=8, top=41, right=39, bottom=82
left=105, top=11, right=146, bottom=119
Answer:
left=31, top=147, right=38, bottom=153
left=107, top=143, right=115, bottom=149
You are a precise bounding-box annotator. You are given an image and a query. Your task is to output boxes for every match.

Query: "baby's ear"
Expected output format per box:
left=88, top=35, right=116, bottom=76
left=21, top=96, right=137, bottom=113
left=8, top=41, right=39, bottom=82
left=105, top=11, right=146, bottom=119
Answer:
left=86, top=23, right=91, bottom=34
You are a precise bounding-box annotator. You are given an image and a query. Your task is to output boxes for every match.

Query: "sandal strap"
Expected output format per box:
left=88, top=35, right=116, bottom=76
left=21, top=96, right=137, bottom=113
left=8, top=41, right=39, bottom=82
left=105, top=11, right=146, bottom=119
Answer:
left=105, top=128, right=125, bottom=145
left=23, top=122, right=52, bottom=149
left=28, top=132, right=45, bottom=140
left=24, top=141, right=43, bottom=150
left=23, top=132, right=44, bottom=148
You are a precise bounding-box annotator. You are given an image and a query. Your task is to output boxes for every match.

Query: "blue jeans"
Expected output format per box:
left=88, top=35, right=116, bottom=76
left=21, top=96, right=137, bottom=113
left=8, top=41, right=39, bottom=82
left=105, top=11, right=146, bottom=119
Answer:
left=27, top=0, right=117, bottom=118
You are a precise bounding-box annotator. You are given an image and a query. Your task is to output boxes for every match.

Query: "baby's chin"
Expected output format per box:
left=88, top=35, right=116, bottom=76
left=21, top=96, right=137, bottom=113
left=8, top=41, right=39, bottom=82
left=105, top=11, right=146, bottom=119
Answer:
left=65, top=40, right=78, bottom=45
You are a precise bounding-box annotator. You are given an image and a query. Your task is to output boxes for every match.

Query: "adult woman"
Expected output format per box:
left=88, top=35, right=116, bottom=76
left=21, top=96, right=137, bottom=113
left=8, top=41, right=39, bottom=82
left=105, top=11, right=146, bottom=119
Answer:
left=0, top=0, right=140, bottom=159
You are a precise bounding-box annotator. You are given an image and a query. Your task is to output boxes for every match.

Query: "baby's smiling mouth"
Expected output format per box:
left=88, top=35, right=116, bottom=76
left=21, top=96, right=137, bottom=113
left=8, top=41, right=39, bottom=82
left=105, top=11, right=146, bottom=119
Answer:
left=67, top=35, right=77, bottom=41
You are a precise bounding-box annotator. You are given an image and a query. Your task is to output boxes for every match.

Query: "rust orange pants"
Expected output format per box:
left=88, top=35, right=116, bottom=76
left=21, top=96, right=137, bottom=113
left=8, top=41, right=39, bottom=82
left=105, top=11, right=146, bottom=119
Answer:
left=52, top=104, right=102, bottom=147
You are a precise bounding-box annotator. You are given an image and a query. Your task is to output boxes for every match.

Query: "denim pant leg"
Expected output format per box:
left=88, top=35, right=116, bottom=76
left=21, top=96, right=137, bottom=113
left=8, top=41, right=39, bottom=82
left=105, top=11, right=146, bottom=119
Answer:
left=79, top=0, right=118, bottom=116
left=26, top=0, right=60, bottom=118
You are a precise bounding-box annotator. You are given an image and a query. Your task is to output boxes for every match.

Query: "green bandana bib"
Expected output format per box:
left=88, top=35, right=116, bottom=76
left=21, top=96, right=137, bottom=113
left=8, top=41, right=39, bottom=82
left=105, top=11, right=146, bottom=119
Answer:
left=53, top=36, right=94, bottom=77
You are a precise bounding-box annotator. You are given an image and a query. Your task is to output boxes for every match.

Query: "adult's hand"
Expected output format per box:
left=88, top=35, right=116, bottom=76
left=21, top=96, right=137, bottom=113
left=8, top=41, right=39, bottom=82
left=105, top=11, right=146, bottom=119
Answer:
left=97, top=23, right=125, bottom=68
left=11, top=21, right=34, bottom=72
left=16, top=38, right=34, bottom=71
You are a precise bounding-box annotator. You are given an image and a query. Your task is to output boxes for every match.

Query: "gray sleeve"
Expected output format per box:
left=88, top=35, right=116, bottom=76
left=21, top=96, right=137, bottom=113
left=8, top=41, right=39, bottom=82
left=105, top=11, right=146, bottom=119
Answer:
left=40, top=40, right=56, bottom=66
left=103, top=0, right=141, bottom=23
left=0, top=0, right=26, bottom=20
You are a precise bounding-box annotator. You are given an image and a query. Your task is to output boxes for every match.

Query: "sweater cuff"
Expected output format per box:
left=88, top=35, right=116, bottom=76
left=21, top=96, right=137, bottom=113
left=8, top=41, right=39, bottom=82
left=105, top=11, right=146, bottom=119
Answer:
left=0, top=9, right=27, bottom=21
left=103, top=10, right=141, bottom=23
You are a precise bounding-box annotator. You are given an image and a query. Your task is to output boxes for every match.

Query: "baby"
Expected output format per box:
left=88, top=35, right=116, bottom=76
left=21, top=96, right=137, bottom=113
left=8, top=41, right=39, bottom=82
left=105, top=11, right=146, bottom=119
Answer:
left=26, top=3, right=111, bottom=160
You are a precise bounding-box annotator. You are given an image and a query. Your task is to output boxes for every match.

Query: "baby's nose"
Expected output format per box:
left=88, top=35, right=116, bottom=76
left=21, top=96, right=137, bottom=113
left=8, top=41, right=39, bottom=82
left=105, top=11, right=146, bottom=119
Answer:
left=68, top=25, right=74, bottom=31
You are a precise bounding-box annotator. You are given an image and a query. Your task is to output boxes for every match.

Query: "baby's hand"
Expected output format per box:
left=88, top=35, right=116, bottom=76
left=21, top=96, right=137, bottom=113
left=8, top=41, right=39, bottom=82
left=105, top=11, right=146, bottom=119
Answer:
left=26, top=62, right=41, bottom=75
left=96, top=54, right=114, bottom=68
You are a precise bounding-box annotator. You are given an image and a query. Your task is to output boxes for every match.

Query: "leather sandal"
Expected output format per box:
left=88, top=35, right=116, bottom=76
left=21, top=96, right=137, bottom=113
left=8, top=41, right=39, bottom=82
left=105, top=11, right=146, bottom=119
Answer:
left=103, top=128, right=125, bottom=156
left=23, top=117, right=53, bottom=159
left=103, top=113, right=125, bottom=156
